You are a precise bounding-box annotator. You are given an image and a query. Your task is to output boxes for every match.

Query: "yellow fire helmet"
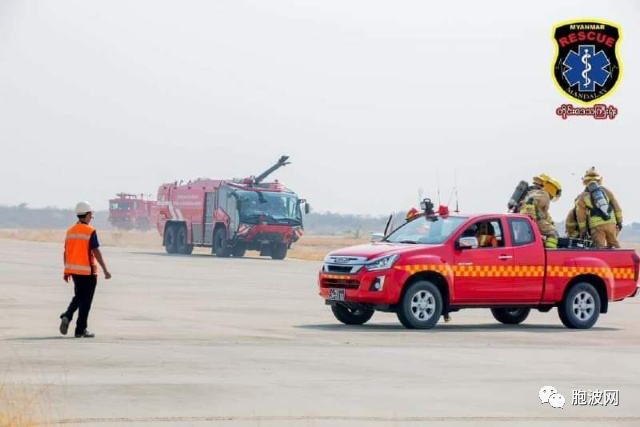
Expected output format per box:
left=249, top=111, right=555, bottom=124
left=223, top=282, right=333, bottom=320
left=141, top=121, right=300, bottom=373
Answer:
left=582, top=166, right=603, bottom=186
left=542, top=176, right=562, bottom=201
left=532, top=174, right=547, bottom=186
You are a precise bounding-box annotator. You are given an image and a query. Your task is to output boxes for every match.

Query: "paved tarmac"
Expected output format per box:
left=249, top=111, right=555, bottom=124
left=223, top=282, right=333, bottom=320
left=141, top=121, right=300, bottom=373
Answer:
left=0, top=239, right=639, bottom=426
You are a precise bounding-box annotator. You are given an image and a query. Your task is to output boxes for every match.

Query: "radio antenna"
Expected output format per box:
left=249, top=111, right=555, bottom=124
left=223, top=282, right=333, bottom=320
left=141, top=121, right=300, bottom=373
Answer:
left=436, top=169, right=441, bottom=206
left=454, top=169, right=460, bottom=213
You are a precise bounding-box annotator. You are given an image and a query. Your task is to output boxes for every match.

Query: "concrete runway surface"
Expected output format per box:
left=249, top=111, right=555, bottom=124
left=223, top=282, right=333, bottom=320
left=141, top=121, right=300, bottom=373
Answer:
left=0, top=239, right=639, bottom=427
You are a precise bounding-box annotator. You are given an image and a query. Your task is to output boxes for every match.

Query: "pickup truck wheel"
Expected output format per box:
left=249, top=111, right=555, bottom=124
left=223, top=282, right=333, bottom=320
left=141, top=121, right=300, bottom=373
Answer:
left=396, top=281, right=442, bottom=329
left=176, top=226, right=193, bottom=255
left=164, top=225, right=178, bottom=254
left=491, top=307, right=531, bottom=325
left=558, top=282, right=601, bottom=329
left=331, top=304, right=374, bottom=325
left=213, top=227, right=231, bottom=257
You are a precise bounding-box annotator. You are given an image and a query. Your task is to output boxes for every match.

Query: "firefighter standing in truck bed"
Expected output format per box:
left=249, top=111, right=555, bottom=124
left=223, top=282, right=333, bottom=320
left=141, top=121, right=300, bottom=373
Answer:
left=518, top=174, right=562, bottom=248
left=575, top=167, right=623, bottom=248
left=60, top=201, right=111, bottom=338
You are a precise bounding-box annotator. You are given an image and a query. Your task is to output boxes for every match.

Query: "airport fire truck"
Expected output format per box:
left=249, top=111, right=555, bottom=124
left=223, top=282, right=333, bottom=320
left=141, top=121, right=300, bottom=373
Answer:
left=155, top=156, right=309, bottom=259
left=108, top=193, right=156, bottom=231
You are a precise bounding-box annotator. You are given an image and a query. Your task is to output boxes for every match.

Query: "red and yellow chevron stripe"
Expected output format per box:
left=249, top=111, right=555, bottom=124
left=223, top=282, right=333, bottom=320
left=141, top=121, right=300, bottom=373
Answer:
left=395, top=264, right=634, bottom=280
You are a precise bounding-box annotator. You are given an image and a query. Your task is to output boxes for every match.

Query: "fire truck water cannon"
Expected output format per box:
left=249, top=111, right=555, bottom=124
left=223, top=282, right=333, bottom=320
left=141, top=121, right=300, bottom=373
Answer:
left=249, top=155, right=291, bottom=185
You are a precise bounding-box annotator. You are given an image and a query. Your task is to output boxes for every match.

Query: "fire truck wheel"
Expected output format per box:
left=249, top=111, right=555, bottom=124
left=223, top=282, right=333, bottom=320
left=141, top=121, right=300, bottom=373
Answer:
left=164, top=225, right=178, bottom=254
left=331, top=304, right=374, bottom=325
left=213, top=227, right=231, bottom=257
left=231, top=244, right=246, bottom=257
left=176, top=226, right=193, bottom=255
left=558, top=282, right=601, bottom=329
left=396, top=280, right=442, bottom=329
left=491, top=307, right=531, bottom=325
left=271, top=243, right=288, bottom=260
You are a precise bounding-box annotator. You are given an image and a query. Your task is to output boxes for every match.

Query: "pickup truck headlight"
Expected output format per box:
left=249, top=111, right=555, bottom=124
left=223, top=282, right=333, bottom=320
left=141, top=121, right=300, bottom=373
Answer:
left=364, top=254, right=399, bottom=272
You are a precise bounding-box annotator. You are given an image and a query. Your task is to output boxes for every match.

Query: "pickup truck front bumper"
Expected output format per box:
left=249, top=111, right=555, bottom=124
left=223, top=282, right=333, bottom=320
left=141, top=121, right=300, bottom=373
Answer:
left=318, top=267, right=409, bottom=305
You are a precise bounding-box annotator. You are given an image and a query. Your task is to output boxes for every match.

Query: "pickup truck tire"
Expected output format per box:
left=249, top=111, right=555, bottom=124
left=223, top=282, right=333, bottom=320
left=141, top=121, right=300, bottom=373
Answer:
left=213, top=227, right=231, bottom=257
left=164, top=225, right=178, bottom=254
left=331, top=304, right=374, bottom=325
left=396, top=280, right=442, bottom=329
left=491, top=307, right=531, bottom=325
left=558, top=282, right=601, bottom=329
left=176, top=226, right=194, bottom=255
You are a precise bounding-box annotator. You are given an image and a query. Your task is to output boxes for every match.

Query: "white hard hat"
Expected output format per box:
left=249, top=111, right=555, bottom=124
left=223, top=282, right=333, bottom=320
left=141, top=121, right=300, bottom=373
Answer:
left=75, top=201, right=93, bottom=215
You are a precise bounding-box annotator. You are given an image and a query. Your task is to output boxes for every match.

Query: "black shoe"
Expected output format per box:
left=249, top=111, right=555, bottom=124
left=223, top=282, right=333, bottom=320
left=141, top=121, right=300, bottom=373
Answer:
left=59, top=315, right=70, bottom=335
left=75, top=330, right=95, bottom=338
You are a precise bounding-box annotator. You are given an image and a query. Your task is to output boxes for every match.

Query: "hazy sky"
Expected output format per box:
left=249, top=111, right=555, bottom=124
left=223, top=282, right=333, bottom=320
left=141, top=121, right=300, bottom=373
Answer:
left=1, top=1, right=638, bottom=221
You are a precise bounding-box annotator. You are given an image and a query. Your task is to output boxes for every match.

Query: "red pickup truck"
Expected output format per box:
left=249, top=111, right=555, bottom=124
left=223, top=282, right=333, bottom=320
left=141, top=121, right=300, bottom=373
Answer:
left=318, top=212, right=639, bottom=329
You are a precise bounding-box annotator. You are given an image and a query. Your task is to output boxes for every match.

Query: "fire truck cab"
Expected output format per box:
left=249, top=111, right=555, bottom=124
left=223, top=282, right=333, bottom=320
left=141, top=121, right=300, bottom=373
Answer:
left=108, top=193, right=155, bottom=231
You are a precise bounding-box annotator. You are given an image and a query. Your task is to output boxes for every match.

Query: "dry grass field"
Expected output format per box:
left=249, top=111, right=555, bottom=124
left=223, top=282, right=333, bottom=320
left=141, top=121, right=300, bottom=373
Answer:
left=0, top=229, right=368, bottom=261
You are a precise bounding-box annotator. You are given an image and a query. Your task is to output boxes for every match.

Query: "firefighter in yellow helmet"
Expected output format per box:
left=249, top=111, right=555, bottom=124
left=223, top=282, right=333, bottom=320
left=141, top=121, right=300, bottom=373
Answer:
left=575, top=167, right=622, bottom=248
left=519, top=174, right=561, bottom=248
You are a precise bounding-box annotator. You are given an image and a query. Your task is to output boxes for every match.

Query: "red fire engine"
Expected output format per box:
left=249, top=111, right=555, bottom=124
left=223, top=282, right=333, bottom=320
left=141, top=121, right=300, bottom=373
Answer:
left=108, top=193, right=157, bottom=231
left=155, top=156, right=309, bottom=259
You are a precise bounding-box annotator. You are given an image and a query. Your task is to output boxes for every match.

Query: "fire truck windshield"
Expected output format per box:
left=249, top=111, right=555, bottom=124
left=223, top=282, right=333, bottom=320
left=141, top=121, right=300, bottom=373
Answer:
left=234, top=190, right=302, bottom=225
left=384, top=216, right=467, bottom=244
left=110, top=201, right=132, bottom=211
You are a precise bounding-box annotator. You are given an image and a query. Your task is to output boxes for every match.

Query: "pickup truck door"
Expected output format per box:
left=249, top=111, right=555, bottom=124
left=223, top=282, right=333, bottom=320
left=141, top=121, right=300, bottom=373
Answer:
left=452, top=218, right=515, bottom=303
left=506, top=217, right=546, bottom=303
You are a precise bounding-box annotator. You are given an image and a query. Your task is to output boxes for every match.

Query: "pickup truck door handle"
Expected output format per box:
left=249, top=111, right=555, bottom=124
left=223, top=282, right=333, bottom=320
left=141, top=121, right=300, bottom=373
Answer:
left=498, top=255, right=513, bottom=260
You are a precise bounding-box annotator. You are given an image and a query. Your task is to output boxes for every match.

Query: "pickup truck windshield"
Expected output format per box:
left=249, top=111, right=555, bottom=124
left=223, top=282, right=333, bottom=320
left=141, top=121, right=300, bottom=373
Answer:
left=235, top=190, right=302, bottom=225
left=385, top=216, right=468, bottom=244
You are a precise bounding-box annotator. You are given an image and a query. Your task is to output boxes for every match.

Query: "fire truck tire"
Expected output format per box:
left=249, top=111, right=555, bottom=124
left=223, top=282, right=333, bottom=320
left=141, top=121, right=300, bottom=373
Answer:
left=491, top=307, right=530, bottom=325
left=164, top=225, right=178, bottom=254
left=558, top=282, right=601, bottom=329
left=213, top=227, right=231, bottom=257
left=176, top=226, right=193, bottom=255
left=231, top=244, right=246, bottom=257
left=271, top=243, right=288, bottom=260
left=396, top=280, right=442, bottom=329
left=331, top=304, right=374, bottom=325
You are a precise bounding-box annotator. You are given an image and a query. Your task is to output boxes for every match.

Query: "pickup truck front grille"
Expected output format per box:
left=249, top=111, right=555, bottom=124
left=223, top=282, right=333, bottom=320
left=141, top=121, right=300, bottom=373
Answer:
left=324, top=265, right=354, bottom=274
left=322, top=255, right=368, bottom=275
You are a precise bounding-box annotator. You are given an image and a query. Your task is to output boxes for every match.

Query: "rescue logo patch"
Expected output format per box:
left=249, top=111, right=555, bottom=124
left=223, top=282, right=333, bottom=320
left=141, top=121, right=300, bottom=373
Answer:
left=551, top=20, right=622, bottom=105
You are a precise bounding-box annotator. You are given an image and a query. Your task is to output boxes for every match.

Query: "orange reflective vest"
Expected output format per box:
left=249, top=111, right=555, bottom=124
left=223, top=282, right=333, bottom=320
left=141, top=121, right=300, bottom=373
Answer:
left=64, top=223, right=97, bottom=275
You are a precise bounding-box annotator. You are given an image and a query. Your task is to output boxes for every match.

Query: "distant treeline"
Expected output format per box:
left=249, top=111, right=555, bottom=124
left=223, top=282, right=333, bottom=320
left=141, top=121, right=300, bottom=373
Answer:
left=0, top=204, right=389, bottom=236
left=2, top=204, right=640, bottom=241
left=0, top=204, right=112, bottom=230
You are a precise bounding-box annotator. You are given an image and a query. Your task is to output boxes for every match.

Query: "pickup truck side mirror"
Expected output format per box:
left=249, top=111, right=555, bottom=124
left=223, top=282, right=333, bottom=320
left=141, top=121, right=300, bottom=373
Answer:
left=458, top=236, right=479, bottom=249
left=370, top=232, right=384, bottom=243
left=305, top=203, right=311, bottom=214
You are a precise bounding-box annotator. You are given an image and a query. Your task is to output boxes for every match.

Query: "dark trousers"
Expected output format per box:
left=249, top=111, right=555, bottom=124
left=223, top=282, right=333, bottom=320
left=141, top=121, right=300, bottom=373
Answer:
left=62, top=274, right=97, bottom=335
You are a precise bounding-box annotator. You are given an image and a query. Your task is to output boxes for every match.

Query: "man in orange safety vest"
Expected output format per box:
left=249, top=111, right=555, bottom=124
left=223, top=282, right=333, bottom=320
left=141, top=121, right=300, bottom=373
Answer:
left=60, top=201, right=111, bottom=338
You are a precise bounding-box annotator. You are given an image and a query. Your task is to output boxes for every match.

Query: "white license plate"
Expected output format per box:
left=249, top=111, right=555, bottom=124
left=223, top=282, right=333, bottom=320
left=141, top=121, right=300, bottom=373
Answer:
left=328, top=288, right=346, bottom=301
